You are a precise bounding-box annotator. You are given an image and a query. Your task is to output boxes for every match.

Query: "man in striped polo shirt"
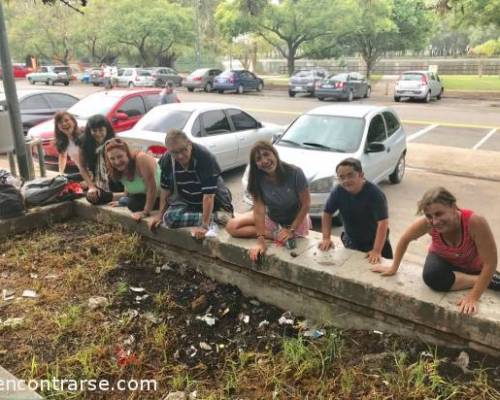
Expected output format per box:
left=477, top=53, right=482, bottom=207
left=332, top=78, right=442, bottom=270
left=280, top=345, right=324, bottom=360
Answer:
left=149, top=128, right=233, bottom=239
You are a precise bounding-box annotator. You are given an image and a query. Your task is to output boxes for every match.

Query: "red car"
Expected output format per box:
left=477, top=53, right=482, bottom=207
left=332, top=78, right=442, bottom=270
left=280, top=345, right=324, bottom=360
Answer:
left=28, top=88, right=161, bottom=169
left=0, top=63, right=33, bottom=79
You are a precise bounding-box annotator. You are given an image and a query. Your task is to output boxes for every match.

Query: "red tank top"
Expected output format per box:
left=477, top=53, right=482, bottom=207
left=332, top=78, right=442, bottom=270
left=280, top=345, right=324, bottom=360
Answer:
left=428, top=209, right=482, bottom=272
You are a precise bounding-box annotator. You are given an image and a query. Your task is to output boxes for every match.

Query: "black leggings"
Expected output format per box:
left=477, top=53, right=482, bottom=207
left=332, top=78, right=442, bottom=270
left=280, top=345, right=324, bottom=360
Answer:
left=422, top=252, right=479, bottom=292
left=125, top=194, right=159, bottom=212
left=341, top=232, right=393, bottom=259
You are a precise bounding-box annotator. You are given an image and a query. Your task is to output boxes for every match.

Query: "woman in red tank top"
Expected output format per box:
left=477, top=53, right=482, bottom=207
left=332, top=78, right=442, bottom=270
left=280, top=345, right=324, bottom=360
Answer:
left=371, top=187, right=499, bottom=315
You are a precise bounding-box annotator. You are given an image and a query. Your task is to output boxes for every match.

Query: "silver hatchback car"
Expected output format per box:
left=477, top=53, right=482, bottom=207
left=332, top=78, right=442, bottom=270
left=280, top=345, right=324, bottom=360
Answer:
left=243, top=105, right=407, bottom=217
left=394, top=70, right=444, bottom=103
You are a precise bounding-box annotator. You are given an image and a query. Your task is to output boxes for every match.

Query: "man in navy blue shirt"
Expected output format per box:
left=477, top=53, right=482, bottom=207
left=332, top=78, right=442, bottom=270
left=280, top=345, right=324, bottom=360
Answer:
left=319, top=158, right=392, bottom=263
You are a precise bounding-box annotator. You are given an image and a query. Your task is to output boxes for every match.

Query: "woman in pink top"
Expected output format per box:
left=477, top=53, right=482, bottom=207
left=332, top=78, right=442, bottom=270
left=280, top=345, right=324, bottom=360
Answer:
left=372, top=187, right=499, bottom=315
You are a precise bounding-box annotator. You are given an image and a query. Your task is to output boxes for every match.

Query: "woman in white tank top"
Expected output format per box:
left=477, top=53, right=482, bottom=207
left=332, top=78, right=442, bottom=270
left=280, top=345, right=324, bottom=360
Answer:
left=54, top=111, right=82, bottom=174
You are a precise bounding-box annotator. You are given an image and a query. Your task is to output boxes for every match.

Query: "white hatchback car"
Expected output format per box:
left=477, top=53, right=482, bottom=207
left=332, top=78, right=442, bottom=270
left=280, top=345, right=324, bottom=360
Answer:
left=118, top=102, right=283, bottom=172
left=394, top=70, right=443, bottom=103
left=242, top=105, right=407, bottom=217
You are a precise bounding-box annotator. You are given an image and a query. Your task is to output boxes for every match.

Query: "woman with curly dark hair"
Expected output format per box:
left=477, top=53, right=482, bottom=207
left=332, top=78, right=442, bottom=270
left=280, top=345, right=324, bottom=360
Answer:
left=54, top=111, right=82, bottom=174
left=226, top=141, right=311, bottom=262
left=77, top=114, right=124, bottom=205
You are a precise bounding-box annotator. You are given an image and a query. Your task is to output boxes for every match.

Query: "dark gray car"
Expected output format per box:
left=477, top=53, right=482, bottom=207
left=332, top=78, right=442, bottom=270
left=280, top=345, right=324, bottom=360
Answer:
left=0, top=89, right=78, bottom=135
left=148, top=67, right=183, bottom=87
left=183, top=68, right=222, bottom=92
left=315, top=72, right=371, bottom=102
left=288, top=69, right=328, bottom=97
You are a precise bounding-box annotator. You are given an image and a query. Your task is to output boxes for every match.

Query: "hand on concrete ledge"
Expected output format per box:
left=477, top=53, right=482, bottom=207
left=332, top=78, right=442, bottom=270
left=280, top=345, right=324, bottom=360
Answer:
left=318, top=238, right=334, bottom=251
left=457, top=293, right=478, bottom=315
left=249, top=242, right=266, bottom=262
left=371, top=264, right=397, bottom=276
left=366, top=250, right=382, bottom=264
left=149, top=214, right=163, bottom=232
left=191, top=226, right=207, bottom=240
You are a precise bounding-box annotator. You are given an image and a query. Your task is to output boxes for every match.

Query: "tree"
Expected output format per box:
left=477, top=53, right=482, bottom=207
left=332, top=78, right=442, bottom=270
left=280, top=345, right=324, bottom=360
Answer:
left=433, top=0, right=500, bottom=28
left=216, top=0, right=356, bottom=76
left=339, top=0, right=432, bottom=77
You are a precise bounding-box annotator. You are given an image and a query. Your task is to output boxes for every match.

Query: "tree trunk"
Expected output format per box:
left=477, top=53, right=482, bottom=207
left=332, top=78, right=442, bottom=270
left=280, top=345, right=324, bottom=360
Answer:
left=287, top=53, right=294, bottom=76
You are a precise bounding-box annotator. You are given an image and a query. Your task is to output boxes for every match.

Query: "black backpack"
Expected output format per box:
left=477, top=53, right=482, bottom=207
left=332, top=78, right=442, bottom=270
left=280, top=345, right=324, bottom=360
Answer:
left=0, top=183, right=25, bottom=219
left=22, top=176, right=68, bottom=207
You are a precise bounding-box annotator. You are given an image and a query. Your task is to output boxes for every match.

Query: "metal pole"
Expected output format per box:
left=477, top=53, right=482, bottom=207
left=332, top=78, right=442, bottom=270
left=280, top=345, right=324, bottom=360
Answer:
left=194, top=0, right=201, bottom=68
left=0, top=1, right=30, bottom=180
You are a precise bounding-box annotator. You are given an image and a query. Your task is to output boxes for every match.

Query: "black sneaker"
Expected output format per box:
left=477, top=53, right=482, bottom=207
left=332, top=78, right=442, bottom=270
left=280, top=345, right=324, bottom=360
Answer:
left=488, top=271, right=500, bottom=291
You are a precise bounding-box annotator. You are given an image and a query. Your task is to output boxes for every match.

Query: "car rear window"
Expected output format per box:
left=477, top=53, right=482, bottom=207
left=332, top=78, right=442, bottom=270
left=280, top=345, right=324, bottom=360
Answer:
left=134, top=110, right=192, bottom=133
left=401, top=73, right=423, bottom=81
left=138, top=70, right=152, bottom=76
left=53, top=67, right=70, bottom=74
left=189, top=68, right=208, bottom=77
left=219, top=71, right=234, bottom=78
left=293, top=71, right=313, bottom=78
left=278, top=114, right=365, bottom=153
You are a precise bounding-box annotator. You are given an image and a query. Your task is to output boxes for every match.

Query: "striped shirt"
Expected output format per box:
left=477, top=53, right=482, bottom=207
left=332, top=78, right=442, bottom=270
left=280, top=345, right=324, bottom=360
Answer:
left=159, top=142, right=232, bottom=211
left=428, top=209, right=482, bottom=273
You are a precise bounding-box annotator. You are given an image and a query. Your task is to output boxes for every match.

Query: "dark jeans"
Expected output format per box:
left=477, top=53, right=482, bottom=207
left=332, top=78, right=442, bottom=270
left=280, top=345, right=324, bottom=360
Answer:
left=341, top=232, right=393, bottom=259
left=86, top=181, right=124, bottom=205
left=125, top=194, right=159, bottom=212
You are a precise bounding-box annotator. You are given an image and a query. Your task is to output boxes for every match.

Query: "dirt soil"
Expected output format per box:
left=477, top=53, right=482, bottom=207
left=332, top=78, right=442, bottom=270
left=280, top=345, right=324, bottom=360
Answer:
left=1, top=220, right=500, bottom=399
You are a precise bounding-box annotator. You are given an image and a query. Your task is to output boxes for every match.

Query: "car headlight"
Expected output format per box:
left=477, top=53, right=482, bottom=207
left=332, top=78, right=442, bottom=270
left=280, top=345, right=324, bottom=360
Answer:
left=309, top=176, right=335, bottom=193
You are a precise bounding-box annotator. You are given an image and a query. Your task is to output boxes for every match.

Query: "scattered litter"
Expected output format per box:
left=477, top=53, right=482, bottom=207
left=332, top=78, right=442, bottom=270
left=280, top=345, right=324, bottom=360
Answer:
left=163, top=392, right=186, bottom=400
left=220, top=307, right=230, bottom=317
left=123, top=335, right=135, bottom=347
left=2, top=289, right=15, bottom=301
left=199, top=342, right=212, bottom=351
left=161, top=263, right=173, bottom=271
left=453, top=351, right=472, bottom=374
left=189, top=390, right=197, bottom=400
left=187, top=345, right=198, bottom=358
left=196, top=314, right=216, bottom=326
left=303, top=328, right=326, bottom=339
left=420, top=351, right=433, bottom=358
left=135, top=294, right=149, bottom=303
left=143, top=312, right=160, bottom=324
left=45, top=274, right=58, bottom=280
left=373, top=330, right=384, bottom=335
left=129, top=286, right=146, bottom=293
left=88, top=296, right=108, bottom=310
left=2, top=317, right=24, bottom=328
left=297, top=320, right=310, bottom=330
left=30, top=273, right=38, bottom=279
left=290, top=251, right=298, bottom=258
left=22, top=290, right=38, bottom=299
left=115, top=346, right=138, bottom=367
left=155, top=267, right=161, bottom=274
left=258, top=320, right=269, bottom=329
left=239, top=313, right=250, bottom=324
left=278, top=311, right=294, bottom=325
left=123, top=309, right=139, bottom=320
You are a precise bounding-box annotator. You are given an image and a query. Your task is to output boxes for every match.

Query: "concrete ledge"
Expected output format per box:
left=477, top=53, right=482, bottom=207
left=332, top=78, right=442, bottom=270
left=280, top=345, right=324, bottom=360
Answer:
left=2, top=200, right=500, bottom=357
left=0, top=366, right=42, bottom=400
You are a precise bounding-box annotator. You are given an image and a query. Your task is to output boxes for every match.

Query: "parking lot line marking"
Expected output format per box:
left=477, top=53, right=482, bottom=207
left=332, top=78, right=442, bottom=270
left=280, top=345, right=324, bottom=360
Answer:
left=402, top=119, right=499, bottom=130
left=472, top=128, right=497, bottom=150
left=407, top=124, right=438, bottom=142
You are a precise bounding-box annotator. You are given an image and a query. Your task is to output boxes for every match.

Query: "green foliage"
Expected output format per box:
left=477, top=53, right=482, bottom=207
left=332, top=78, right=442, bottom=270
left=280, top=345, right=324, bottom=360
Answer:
left=473, top=40, right=500, bottom=56
left=445, top=0, right=500, bottom=28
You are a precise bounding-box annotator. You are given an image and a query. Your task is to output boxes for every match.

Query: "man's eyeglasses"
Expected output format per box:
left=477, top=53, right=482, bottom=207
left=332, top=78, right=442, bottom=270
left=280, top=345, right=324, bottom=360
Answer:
left=337, top=171, right=358, bottom=181
left=169, top=145, right=190, bottom=157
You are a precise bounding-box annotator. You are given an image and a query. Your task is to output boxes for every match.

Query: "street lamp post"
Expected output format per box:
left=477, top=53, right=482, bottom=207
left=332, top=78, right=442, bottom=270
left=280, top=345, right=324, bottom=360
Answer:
left=0, top=1, right=30, bottom=180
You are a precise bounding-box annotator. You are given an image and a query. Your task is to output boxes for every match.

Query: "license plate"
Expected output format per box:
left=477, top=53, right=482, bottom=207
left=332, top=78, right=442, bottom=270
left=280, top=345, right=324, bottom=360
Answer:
left=294, top=86, right=303, bottom=91
left=322, top=84, right=333, bottom=89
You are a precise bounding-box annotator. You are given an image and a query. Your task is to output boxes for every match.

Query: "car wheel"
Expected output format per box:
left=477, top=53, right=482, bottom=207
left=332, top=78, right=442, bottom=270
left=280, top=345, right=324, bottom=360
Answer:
left=92, top=82, right=99, bottom=87
left=364, top=86, right=371, bottom=98
left=347, top=90, right=353, bottom=102
left=288, top=90, right=296, bottom=97
left=188, top=87, right=195, bottom=92
left=28, top=78, right=34, bottom=85
left=45, top=80, right=50, bottom=86
left=389, top=153, right=406, bottom=184
left=204, top=82, right=212, bottom=92
left=256, top=82, right=263, bottom=92
left=64, top=81, right=69, bottom=86
left=437, top=88, right=443, bottom=100
left=394, top=96, right=401, bottom=102
left=237, top=84, right=244, bottom=94
left=424, top=91, right=431, bottom=103
left=218, top=90, right=224, bottom=94
left=318, top=97, right=325, bottom=101
left=128, top=82, right=135, bottom=88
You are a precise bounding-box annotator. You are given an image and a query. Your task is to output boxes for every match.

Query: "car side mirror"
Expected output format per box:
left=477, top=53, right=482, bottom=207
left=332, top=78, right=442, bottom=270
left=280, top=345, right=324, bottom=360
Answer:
left=272, top=132, right=283, bottom=144
left=114, top=111, right=129, bottom=121
left=256, top=121, right=263, bottom=128
left=366, top=142, right=385, bottom=153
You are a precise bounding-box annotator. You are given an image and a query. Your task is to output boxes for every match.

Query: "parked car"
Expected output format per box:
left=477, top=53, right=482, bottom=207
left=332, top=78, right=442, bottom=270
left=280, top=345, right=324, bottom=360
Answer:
left=242, top=105, right=407, bottom=217
left=213, top=70, right=264, bottom=94
left=288, top=69, right=328, bottom=97
left=118, top=102, right=283, bottom=171
left=147, top=67, right=183, bottom=87
left=394, top=70, right=443, bottom=103
left=28, top=88, right=161, bottom=168
left=183, top=68, right=222, bottom=92
left=315, top=72, right=371, bottom=102
left=26, top=65, right=71, bottom=86
left=0, top=63, right=33, bottom=79
left=114, top=68, right=156, bottom=88
left=0, top=90, right=78, bottom=135
left=89, top=67, right=104, bottom=86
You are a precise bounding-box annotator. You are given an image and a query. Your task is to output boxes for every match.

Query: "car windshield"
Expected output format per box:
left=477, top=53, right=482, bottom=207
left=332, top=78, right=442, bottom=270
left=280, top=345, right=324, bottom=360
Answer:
left=135, top=110, right=192, bottom=132
left=67, top=93, right=118, bottom=119
left=293, top=71, right=313, bottom=78
left=327, top=73, right=348, bottom=82
left=138, top=70, right=151, bottom=77
left=401, top=73, right=423, bottom=81
left=277, top=114, right=365, bottom=153
left=189, top=68, right=208, bottom=77
left=53, top=67, right=69, bottom=74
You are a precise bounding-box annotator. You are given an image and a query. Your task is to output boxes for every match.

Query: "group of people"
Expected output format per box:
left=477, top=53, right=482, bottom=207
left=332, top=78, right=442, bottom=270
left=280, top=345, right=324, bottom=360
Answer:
left=54, top=114, right=499, bottom=314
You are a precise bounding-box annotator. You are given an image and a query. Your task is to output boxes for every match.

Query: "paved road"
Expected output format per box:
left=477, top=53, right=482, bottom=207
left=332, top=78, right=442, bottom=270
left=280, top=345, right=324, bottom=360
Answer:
left=3, top=80, right=500, bottom=264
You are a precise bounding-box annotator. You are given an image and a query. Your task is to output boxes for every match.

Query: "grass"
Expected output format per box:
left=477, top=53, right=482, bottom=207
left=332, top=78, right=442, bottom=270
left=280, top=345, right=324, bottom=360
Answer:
left=1, top=221, right=499, bottom=399
left=441, top=75, right=500, bottom=91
